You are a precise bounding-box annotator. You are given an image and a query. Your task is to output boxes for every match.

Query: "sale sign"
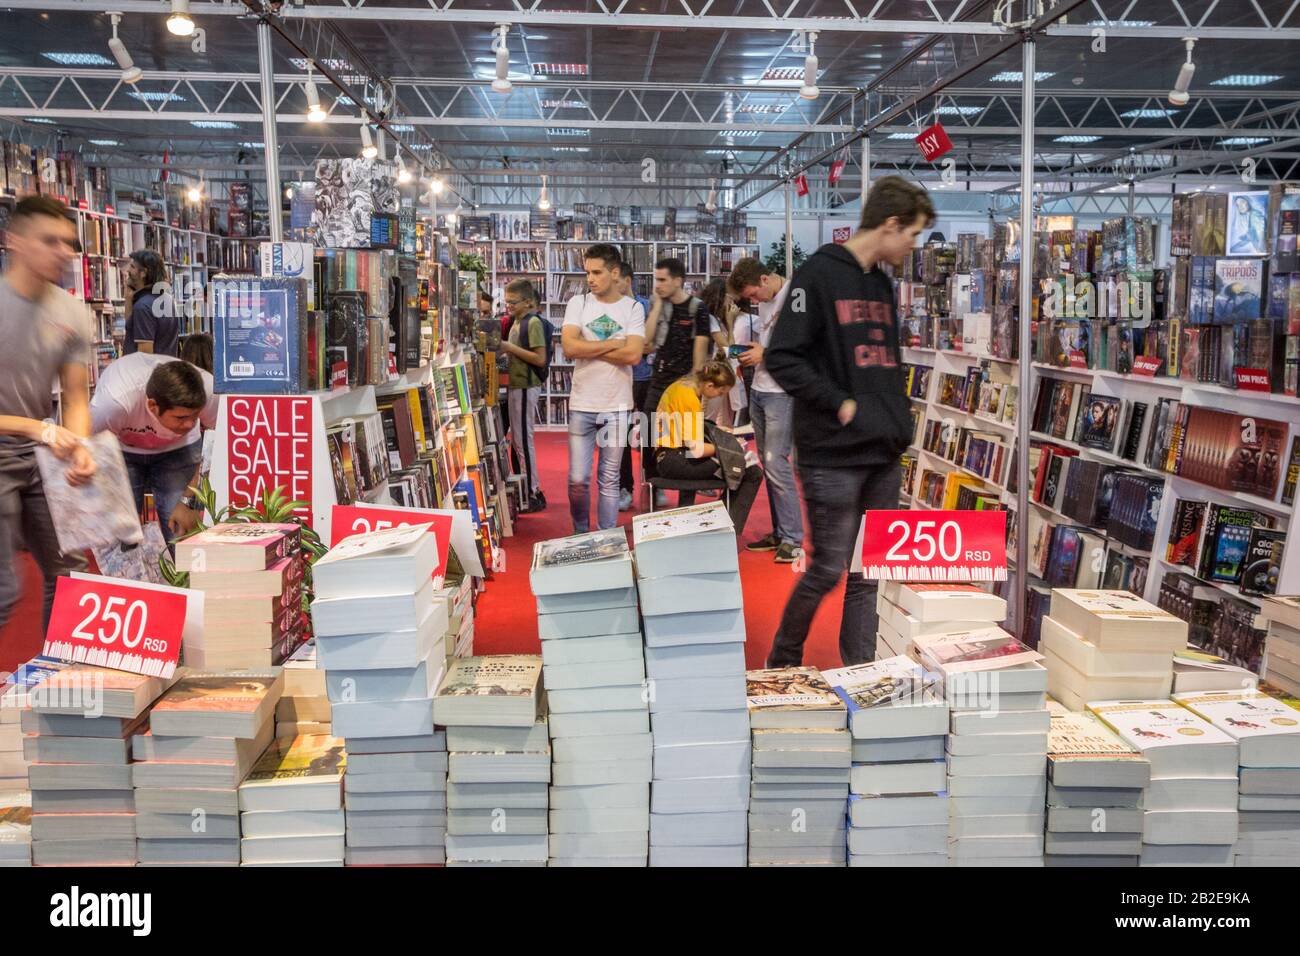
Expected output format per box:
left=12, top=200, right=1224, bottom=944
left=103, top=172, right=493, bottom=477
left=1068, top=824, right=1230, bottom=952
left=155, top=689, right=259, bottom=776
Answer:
left=226, top=395, right=314, bottom=523
left=828, top=158, right=846, bottom=185
left=44, top=574, right=194, bottom=678
left=861, top=509, right=1007, bottom=582
left=915, top=122, right=954, bottom=162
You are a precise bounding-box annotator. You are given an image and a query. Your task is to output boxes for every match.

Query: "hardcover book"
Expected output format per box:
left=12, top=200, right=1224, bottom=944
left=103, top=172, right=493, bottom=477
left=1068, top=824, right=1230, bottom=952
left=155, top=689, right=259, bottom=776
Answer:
left=1077, top=395, right=1122, bottom=451
left=212, top=277, right=310, bottom=394
left=1213, top=257, right=1264, bottom=321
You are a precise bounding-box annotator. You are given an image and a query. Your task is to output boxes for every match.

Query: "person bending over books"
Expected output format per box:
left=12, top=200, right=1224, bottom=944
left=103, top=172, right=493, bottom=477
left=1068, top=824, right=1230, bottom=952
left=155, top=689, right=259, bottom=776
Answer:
left=653, top=360, right=762, bottom=536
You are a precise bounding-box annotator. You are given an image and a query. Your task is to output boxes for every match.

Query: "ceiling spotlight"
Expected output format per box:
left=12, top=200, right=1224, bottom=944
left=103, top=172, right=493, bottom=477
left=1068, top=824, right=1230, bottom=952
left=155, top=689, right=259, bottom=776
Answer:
left=285, top=186, right=294, bottom=200
left=360, top=124, right=378, bottom=159
left=799, top=31, right=820, bottom=101
left=446, top=206, right=462, bottom=227
left=1168, top=37, right=1196, bottom=106
left=705, top=178, right=718, bottom=214
left=187, top=177, right=202, bottom=203
left=304, top=74, right=326, bottom=123
left=107, top=14, right=142, bottom=85
left=537, top=174, right=551, bottom=211
left=397, top=154, right=413, bottom=184
left=166, top=0, right=195, bottom=37
left=430, top=177, right=445, bottom=195
left=492, top=23, right=513, bottom=94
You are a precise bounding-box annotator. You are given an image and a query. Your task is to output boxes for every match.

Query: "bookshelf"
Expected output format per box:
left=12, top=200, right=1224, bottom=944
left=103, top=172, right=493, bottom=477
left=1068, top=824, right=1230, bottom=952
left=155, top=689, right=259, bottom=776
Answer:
left=469, top=237, right=758, bottom=430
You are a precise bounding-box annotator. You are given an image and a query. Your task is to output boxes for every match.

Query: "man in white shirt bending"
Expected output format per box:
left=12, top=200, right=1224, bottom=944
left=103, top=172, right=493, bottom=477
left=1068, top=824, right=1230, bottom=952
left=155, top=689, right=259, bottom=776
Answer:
left=561, top=243, right=646, bottom=532
left=90, top=352, right=218, bottom=543
left=728, top=258, right=803, bottom=564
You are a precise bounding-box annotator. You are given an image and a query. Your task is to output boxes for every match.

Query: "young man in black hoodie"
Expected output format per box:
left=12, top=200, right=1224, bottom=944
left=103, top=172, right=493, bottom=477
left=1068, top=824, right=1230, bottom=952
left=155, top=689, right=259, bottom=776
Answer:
left=764, top=175, right=934, bottom=667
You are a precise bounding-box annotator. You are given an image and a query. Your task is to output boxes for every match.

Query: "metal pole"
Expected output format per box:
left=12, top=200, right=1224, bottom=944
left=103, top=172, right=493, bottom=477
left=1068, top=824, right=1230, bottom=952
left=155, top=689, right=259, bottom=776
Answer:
left=1015, top=37, right=1036, bottom=639
left=257, top=19, right=284, bottom=243
left=860, top=135, right=871, bottom=206
left=1127, top=178, right=1136, bottom=216
left=784, top=179, right=794, bottom=276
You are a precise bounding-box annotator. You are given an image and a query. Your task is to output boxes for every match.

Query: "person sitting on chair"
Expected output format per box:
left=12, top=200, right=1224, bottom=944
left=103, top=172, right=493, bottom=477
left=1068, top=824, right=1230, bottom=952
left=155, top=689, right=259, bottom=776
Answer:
left=653, top=359, right=762, bottom=536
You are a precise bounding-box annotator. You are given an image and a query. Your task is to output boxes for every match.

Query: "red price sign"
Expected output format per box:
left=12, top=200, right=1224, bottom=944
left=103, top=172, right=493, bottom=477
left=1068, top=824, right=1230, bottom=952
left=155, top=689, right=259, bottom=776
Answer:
left=1235, top=367, right=1272, bottom=392
left=44, top=577, right=187, bottom=678
left=861, top=509, right=1007, bottom=582
left=330, top=504, right=451, bottom=579
left=1067, top=350, right=1089, bottom=369
left=1131, top=356, right=1163, bottom=377
left=915, top=122, right=954, bottom=161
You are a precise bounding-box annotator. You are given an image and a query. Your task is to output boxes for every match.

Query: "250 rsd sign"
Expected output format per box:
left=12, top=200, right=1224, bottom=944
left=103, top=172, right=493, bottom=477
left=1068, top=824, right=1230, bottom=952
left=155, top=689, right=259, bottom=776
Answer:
left=861, top=509, right=1007, bottom=582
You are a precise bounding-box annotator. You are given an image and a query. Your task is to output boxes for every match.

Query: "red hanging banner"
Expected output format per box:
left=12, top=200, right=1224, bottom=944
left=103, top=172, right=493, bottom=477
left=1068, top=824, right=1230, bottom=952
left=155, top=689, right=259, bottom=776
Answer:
left=828, top=158, right=846, bottom=185
left=915, top=122, right=954, bottom=161
left=794, top=174, right=809, bottom=197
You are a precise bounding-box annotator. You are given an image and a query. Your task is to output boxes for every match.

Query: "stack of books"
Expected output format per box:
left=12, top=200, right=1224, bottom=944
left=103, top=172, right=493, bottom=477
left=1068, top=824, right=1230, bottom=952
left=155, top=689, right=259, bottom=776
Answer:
left=1044, top=701, right=1149, bottom=865
left=910, top=602, right=1048, bottom=867
left=0, top=791, right=31, bottom=867
left=310, top=523, right=450, bottom=866
left=746, top=668, right=850, bottom=866
left=1042, top=590, right=1184, bottom=709
left=1171, top=648, right=1259, bottom=694
left=875, top=582, right=1008, bottom=661
left=632, top=503, right=750, bottom=867
left=0, top=658, right=62, bottom=794
left=176, top=524, right=306, bottom=668
left=530, top=529, right=650, bottom=866
left=1258, top=597, right=1300, bottom=697
left=26, top=665, right=173, bottom=866
left=277, top=641, right=331, bottom=739
left=1173, top=688, right=1300, bottom=866
left=133, top=670, right=282, bottom=866
left=824, top=657, right=950, bottom=867
left=1091, top=699, right=1239, bottom=866
left=238, top=734, right=347, bottom=867
left=435, top=655, right=548, bottom=866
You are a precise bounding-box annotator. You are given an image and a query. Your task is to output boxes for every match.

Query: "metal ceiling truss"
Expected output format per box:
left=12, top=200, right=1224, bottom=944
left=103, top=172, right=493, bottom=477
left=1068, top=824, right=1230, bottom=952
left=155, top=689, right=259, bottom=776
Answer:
left=10, top=0, right=1300, bottom=40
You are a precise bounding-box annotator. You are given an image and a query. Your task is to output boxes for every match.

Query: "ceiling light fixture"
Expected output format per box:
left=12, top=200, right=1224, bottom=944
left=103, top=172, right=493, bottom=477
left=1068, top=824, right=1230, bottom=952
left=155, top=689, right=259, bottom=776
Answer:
left=304, top=72, right=327, bottom=123
left=492, top=24, right=513, bottom=94
left=107, top=13, right=143, bottom=85
left=187, top=175, right=203, bottom=203
left=799, top=31, right=819, bottom=101
left=166, top=0, right=195, bottom=37
left=430, top=177, right=446, bottom=195
left=360, top=124, right=378, bottom=159
left=537, top=174, right=552, bottom=211
left=396, top=153, right=413, bottom=184
left=1168, top=37, right=1196, bottom=106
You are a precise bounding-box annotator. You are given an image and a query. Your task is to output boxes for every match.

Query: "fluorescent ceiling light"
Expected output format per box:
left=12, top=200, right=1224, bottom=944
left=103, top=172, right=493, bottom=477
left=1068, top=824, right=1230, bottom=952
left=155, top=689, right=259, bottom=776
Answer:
left=289, top=58, right=354, bottom=72
left=25, top=117, right=56, bottom=124
left=989, top=70, right=1056, bottom=81
left=1219, top=136, right=1270, bottom=145
left=532, top=63, right=588, bottom=76
left=705, top=149, right=734, bottom=155
left=887, top=132, right=915, bottom=139
left=409, top=143, right=433, bottom=150
left=553, top=146, right=590, bottom=152
left=1121, top=107, right=1177, bottom=117
left=736, top=104, right=787, bottom=114
left=128, top=91, right=185, bottom=102
left=1054, top=134, right=1102, bottom=143
left=933, top=105, right=983, bottom=116
left=719, top=129, right=760, bottom=138
left=42, top=51, right=112, bottom=66
left=547, top=127, right=589, bottom=136
left=1087, top=18, right=1155, bottom=27
left=389, top=123, right=415, bottom=132
left=89, top=139, right=120, bottom=146
left=1210, top=74, right=1283, bottom=86
left=239, top=141, right=264, bottom=148
left=741, top=50, right=783, bottom=57
left=525, top=34, right=549, bottom=40
left=191, top=120, right=238, bottom=129
left=541, top=99, right=587, bottom=109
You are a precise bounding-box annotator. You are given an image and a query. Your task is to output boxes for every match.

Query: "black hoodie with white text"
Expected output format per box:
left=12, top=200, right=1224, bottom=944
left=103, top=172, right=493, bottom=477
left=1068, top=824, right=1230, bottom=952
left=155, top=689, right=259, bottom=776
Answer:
left=764, top=242, right=911, bottom=469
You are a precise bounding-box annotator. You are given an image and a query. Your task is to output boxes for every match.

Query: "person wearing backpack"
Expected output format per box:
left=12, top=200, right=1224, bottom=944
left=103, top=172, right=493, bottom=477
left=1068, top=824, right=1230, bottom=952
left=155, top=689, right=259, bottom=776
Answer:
left=641, top=257, right=712, bottom=506
left=499, top=279, right=551, bottom=513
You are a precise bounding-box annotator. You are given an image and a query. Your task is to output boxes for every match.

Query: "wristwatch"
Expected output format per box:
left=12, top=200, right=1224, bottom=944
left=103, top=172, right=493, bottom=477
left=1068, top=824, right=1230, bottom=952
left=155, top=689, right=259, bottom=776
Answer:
left=179, top=494, right=203, bottom=511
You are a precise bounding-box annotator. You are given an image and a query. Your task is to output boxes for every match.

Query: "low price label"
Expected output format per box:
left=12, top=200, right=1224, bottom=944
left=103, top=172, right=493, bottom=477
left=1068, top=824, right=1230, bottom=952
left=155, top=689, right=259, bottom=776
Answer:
left=330, top=504, right=451, bottom=580
left=861, top=509, right=1007, bottom=582
left=44, top=576, right=187, bottom=678
left=1131, top=356, right=1164, bottom=377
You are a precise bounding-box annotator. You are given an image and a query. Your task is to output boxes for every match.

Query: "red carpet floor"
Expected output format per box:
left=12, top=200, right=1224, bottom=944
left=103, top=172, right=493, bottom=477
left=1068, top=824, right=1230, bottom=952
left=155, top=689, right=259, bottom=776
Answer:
left=1, top=432, right=851, bottom=674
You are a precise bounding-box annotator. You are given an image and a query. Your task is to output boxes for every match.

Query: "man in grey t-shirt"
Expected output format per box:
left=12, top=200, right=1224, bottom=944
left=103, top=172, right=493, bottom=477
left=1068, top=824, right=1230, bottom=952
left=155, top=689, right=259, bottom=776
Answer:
left=0, top=197, right=97, bottom=630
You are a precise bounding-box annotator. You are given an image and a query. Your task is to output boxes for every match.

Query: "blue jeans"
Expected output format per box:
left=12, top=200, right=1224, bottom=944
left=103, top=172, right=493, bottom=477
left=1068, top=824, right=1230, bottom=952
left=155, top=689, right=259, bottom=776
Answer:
left=124, top=442, right=202, bottom=546
left=749, top=389, right=803, bottom=547
left=769, top=460, right=902, bottom=667
left=568, top=409, right=626, bottom=533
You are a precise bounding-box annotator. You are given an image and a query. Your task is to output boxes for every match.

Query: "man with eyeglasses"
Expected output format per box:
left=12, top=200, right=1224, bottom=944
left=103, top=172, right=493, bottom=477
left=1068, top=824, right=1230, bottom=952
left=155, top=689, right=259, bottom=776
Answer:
left=0, top=196, right=97, bottom=632
left=498, top=279, right=548, bottom=513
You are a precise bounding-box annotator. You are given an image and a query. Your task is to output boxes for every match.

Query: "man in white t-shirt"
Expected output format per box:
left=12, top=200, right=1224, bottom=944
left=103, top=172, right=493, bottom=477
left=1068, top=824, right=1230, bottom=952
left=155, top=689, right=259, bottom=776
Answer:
left=561, top=243, right=646, bottom=532
left=90, top=352, right=218, bottom=543
left=729, top=258, right=804, bottom=563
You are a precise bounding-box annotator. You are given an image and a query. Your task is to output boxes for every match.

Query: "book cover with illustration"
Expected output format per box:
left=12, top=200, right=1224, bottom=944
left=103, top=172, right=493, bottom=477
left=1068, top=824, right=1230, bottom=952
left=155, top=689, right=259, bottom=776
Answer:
left=631, top=500, right=734, bottom=544
left=1241, top=527, right=1285, bottom=595
left=1174, top=689, right=1300, bottom=742
left=913, top=626, right=1042, bottom=674
left=151, top=673, right=281, bottom=715
left=36, top=431, right=142, bottom=553
left=745, top=667, right=845, bottom=712
left=212, top=277, right=309, bottom=394
left=532, top=528, right=629, bottom=569
left=242, top=734, right=347, bottom=783
left=1090, top=699, right=1235, bottom=751
left=1227, top=191, right=1269, bottom=257
left=821, top=657, right=938, bottom=713
left=1078, top=394, right=1122, bottom=451
left=1048, top=707, right=1146, bottom=763
left=1213, top=258, right=1264, bottom=321
left=435, top=655, right=542, bottom=699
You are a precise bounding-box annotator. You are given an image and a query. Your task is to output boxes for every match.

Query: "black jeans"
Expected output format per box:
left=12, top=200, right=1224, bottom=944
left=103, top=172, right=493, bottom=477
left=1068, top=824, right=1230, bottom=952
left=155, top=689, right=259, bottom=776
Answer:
left=620, top=378, right=652, bottom=494
left=654, top=448, right=762, bottom=538
left=768, top=460, right=902, bottom=668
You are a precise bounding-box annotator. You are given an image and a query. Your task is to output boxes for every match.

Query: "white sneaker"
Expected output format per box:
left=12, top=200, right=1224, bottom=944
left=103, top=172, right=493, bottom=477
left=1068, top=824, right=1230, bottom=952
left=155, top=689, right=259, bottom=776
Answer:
left=618, top=490, right=634, bottom=512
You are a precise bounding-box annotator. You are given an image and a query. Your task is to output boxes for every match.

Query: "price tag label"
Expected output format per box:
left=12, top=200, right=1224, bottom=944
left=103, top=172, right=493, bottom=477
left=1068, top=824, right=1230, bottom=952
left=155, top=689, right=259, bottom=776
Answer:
left=331, top=503, right=452, bottom=579
left=44, top=575, right=189, bottom=678
left=1131, top=356, right=1163, bottom=377
left=1067, top=350, right=1089, bottom=369
left=861, top=509, right=1007, bottom=582
left=1234, top=367, right=1272, bottom=392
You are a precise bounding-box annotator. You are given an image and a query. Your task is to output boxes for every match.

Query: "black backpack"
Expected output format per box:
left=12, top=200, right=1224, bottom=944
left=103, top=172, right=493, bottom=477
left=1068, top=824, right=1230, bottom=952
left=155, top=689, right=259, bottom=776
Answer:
left=505, top=312, right=555, bottom=385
